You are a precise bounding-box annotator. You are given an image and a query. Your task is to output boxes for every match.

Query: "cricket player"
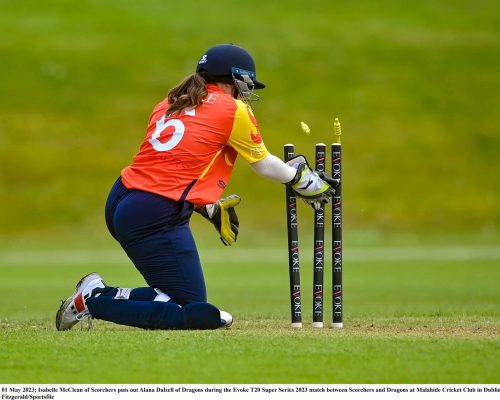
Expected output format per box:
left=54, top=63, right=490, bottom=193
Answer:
left=56, top=44, right=336, bottom=330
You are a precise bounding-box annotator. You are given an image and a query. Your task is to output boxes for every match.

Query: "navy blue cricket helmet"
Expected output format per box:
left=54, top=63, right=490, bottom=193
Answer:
left=196, top=44, right=266, bottom=89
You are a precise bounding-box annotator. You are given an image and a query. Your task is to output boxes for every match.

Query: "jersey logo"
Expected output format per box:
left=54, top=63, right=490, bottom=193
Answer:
left=249, top=147, right=265, bottom=158
left=250, top=132, right=263, bottom=144
left=203, top=94, right=218, bottom=104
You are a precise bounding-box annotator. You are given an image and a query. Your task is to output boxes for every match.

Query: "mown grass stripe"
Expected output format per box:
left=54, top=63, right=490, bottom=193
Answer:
left=1, top=246, right=500, bottom=265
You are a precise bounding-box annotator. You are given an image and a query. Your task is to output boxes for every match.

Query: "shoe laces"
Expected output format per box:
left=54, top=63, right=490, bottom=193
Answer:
left=76, top=312, right=93, bottom=331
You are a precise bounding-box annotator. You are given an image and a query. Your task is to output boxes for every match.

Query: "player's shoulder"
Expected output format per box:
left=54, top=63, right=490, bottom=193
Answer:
left=197, top=86, right=238, bottom=123
left=234, top=99, right=259, bottom=127
left=204, top=85, right=235, bottom=106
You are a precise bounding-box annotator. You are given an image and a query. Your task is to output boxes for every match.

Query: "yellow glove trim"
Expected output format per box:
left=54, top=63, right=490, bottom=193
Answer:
left=219, top=195, right=241, bottom=245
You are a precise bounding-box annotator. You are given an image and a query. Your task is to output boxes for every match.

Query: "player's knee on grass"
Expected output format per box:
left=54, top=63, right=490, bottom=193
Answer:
left=87, top=297, right=222, bottom=330
left=183, top=302, right=221, bottom=330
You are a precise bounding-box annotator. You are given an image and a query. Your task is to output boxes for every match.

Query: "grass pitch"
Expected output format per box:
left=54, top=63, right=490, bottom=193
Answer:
left=1, top=0, right=499, bottom=385
left=1, top=0, right=500, bottom=234
left=1, top=242, right=499, bottom=383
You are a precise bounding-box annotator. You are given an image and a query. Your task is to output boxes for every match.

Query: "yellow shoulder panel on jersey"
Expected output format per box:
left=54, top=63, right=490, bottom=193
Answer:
left=227, top=100, right=268, bottom=163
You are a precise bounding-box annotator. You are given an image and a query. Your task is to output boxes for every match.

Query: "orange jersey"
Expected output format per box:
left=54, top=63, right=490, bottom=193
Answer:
left=121, top=84, right=268, bottom=205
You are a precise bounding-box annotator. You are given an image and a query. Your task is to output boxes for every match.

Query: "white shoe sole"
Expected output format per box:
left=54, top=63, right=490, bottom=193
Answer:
left=219, top=310, right=233, bottom=328
left=55, top=272, right=104, bottom=331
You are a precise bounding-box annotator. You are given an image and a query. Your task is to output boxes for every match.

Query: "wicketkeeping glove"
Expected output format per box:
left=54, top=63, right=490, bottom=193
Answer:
left=286, top=155, right=338, bottom=210
left=195, top=195, right=241, bottom=246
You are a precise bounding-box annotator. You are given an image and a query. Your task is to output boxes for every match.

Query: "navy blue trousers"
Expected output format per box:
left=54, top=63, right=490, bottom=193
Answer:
left=104, top=178, right=207, bottom=305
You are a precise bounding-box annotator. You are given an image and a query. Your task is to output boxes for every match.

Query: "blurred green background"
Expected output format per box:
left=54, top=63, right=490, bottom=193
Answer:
left=1, top=0, right=499, bottom=246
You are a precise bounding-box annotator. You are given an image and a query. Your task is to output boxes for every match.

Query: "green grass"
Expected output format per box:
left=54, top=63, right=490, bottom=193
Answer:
left=1, top=320, right=497, bottom=383
left=1, top=242, right=499, bottom=383
left=1, top=0, right=499, bottom=386
left=1, top=0, right=500, bottom=237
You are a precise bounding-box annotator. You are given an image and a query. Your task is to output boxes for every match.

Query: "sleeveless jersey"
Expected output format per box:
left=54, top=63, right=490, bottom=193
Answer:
left=121, top=84, right=268, bottom=205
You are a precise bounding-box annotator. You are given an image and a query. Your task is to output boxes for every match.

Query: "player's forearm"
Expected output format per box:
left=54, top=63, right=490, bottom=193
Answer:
left=250, top=154, right=296, bottom=183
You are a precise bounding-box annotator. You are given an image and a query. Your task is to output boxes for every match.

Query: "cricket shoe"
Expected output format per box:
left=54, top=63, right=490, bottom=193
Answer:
left=56, top=272, right=107, bottom=331
left=220, top=310, right=233, bottom=328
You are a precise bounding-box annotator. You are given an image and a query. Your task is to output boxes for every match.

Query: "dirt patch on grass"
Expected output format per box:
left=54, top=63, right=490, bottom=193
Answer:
left=346, top=322, right=499, bottom=337
left=232, top=318, right=500, bottom=338
left=2, top=318, right=498, bottom=337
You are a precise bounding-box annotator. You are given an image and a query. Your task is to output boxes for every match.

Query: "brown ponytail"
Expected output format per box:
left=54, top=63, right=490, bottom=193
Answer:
left=166, top=73, right=208, bottom=116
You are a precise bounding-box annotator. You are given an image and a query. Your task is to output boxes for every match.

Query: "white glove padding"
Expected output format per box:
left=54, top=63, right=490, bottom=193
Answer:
left=195, top=195, right=241, bottom=246
left=286, top=155, right=337, bottom=210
